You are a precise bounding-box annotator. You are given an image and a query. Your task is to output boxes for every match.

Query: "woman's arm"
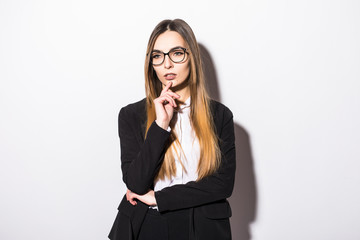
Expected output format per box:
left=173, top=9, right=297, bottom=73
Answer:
left=119, top=106, right=170, bottom=195
left=127, top=106, right=236, bottom=211
left=120, top=83, right=179, bottom=195
left=156, top=108, right=235, bottom=212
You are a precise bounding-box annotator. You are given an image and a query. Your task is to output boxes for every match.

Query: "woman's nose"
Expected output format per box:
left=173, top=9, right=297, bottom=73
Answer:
left=163, top=55, right=173, bottom=69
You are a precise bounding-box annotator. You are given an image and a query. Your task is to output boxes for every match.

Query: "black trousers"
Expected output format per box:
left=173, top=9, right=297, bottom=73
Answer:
left=138, top=208, right=191, bottom=240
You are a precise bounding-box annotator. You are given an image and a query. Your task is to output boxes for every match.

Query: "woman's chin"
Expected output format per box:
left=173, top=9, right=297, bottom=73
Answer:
left=161, top=78, right=188, bottom=91
left=162, top=79, right=177, bottom=87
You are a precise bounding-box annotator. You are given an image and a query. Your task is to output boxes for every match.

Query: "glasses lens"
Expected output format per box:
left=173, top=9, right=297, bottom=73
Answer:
left=169, top=48, right=186, bottom=63
left=151, top=51, right=164, bottom=65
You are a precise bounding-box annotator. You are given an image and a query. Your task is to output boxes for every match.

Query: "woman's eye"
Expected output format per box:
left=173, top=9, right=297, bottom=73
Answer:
left=152, top=54, right=161, bottom=59
left=173, top=50, right=184, bottom=56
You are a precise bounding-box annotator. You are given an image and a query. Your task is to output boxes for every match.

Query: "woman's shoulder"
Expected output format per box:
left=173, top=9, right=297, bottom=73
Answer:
left=209, top=99, right=233, bottom=120
left=209, top=100, right=234, bottom=138
left=118, top=98, right=147, bottom=120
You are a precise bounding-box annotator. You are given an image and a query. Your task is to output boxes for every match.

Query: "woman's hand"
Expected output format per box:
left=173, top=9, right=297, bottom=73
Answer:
left=126, top=189, right=157, bottom=206
left=154, top=82, right=180, bottom=130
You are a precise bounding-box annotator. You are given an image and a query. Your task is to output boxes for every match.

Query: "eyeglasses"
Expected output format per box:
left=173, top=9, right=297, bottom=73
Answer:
left=150, top=47, right=188, bottom=66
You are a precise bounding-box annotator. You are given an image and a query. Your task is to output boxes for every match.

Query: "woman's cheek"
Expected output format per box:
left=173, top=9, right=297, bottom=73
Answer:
left=154, top=69, right=165, bottom=84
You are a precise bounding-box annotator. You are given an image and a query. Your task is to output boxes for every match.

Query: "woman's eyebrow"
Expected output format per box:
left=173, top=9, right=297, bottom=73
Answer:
left=152, top=46, right=185, bottom=52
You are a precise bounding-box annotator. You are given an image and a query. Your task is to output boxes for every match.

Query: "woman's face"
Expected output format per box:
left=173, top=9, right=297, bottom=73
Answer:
left=152, top=31, right=190, bottom=89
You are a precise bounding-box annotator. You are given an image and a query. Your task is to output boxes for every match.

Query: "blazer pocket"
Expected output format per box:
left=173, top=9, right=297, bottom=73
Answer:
left=199, top=200, right=232, bottom=219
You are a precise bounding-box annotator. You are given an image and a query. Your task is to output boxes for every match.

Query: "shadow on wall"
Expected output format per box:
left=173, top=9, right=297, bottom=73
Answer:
left=199, top=43, right=258, bottom=240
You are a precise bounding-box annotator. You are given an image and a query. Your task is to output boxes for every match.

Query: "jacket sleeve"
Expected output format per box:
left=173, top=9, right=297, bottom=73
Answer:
left=119, top=106, right=171, bottom=195
left=155, top=107, right=236, bottom=212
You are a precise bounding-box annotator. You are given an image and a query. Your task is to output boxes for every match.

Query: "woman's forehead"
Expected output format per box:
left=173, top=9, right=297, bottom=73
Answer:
left=153, top=31, right=186, bottom=52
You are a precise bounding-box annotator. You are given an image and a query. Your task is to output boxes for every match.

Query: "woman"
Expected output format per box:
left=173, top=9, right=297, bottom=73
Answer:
left=109, top=19, right=236, bottom=240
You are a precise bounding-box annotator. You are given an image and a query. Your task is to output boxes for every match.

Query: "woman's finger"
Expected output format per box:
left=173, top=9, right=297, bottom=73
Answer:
left=160, top=87, right=180, bottom=99
left=162, top=93, right=177, bottom=107
left=161, top=82, right=172, bottom=94
left=163, top=91, right=180, bottom=99
left=126, top=190, right=137, bottom=206
left=157, top=94, right=178, bottom=108
left=165, top=95, right=177, bottom=108
left=156, top=95, right=176, bottom=107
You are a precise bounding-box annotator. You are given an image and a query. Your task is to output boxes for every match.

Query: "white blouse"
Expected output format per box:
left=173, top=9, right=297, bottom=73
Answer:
left=154, top=97, right=200, bottom=192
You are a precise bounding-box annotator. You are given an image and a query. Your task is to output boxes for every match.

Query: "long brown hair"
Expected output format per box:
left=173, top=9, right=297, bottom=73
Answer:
left=144, top=19, right=220, bottom=181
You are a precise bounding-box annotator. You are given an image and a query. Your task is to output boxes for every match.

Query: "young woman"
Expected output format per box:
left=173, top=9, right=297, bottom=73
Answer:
left=109, top=19, right=236, bottom=240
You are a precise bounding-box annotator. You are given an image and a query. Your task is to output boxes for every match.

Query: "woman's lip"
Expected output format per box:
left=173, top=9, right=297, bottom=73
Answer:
left=164, top=73, right=176, bottom=80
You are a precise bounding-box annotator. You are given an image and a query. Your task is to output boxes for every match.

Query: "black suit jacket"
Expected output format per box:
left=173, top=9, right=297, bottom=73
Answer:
left=109, top=98, right=236, bottom=240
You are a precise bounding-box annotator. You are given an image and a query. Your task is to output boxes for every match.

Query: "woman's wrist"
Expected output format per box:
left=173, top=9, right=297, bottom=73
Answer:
left=151, top=190, right=158, bottom=206
left=155, top=119, right=169, bottom=130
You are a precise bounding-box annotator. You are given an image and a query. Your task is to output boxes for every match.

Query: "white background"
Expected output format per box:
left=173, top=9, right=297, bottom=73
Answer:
left=1, top=0, right=359, bottom=239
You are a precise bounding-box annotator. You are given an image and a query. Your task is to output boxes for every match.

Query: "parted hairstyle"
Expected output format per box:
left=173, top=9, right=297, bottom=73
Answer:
left=144, top=19, right=220, bottom=181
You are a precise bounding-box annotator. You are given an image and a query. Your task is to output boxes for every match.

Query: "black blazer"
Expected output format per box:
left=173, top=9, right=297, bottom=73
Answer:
left=109, top=98, right=236, bottom=240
